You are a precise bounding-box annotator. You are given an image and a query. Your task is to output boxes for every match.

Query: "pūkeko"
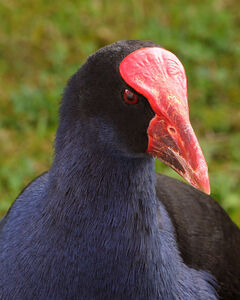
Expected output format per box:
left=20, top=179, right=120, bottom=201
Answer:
left=0, top=40, right=239, bottom=300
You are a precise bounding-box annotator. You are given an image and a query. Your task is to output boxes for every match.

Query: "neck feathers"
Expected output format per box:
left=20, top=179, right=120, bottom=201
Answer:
left=45, top=121, right=217, bottom=299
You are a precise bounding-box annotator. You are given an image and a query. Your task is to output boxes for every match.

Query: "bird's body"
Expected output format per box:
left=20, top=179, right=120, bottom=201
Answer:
left=0, top=162, right=217, bottom=300
left=0, top=40, right=239, bottom=299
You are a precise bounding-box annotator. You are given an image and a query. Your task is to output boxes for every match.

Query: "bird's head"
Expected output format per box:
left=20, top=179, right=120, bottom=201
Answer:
left=58, top=40, right=210, bottom=194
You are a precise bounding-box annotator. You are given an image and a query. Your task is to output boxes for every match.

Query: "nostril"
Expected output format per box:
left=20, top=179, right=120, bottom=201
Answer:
left=168, top=126, right=176, bottom=134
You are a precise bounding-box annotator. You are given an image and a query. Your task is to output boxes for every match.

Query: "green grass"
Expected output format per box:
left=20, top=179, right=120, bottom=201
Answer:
left=0, top=0, right=239, bottom=226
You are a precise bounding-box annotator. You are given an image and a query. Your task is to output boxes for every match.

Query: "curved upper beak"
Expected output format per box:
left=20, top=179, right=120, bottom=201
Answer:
left=120, top=46, right=210, bottom=194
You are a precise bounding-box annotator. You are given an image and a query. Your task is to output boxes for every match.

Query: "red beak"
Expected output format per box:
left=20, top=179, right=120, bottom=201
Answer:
left=120, top=47, right=210, bottom=194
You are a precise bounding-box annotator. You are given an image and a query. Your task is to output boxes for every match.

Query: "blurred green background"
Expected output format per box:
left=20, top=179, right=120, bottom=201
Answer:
left=0, top=0, right=239, bottom=226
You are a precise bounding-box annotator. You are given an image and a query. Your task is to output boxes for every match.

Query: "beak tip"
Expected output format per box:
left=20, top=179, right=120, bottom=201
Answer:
left=203, top=183, right=211, bottom=195
left=191, top=175, right=211, bottom=195
left=201, top=185, right=211, bottom=195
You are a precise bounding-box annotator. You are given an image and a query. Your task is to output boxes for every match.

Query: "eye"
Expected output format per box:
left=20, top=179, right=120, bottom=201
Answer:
left=123, top=89, right=138, bottom=105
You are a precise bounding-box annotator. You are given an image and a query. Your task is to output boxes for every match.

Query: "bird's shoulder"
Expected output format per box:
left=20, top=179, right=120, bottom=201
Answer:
left=0, top=172, right=49, bottom=230
left=155, top=172, right=240, bottom=299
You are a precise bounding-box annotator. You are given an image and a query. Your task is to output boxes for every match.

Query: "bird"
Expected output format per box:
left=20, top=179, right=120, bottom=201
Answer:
left=0, top=40, right=239, bottom=300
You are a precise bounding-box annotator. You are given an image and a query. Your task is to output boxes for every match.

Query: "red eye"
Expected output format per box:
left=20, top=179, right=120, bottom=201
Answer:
left=123, top=89, right=138, bottom=104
